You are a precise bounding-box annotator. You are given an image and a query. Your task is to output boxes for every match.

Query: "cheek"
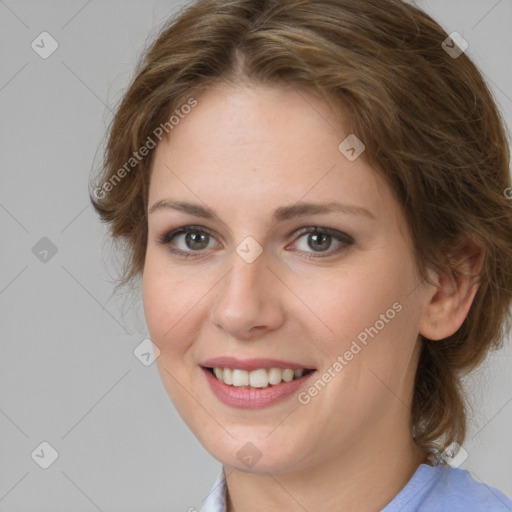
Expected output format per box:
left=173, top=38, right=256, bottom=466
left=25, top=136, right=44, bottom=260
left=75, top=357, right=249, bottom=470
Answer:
left=298, top=252, right=418, bottom=370
left=142, top=258, right=199, bottom=355
left=292, top=262, right=399, bottom=340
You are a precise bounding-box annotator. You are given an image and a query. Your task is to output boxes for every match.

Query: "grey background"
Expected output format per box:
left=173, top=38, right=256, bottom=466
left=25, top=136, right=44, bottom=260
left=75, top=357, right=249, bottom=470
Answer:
left=0, top=0, right=511, bottom=510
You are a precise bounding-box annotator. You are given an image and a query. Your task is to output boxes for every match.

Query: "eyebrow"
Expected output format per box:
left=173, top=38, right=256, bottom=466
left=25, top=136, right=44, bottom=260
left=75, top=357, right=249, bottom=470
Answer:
left=148, top=199, right=376, bottom=222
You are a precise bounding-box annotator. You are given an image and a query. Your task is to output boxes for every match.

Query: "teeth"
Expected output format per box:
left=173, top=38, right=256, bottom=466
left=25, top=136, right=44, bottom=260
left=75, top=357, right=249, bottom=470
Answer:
left=232, top=369, right=249, bottom=387
left=223, top=368, right=233, bottom=385
left=249, top=369, right=268, bottom=388
left=211, top=367, right=310, bottom=389
left=268, top=368, right=283, bottom=385
left=282, top=369, right=294, bottom=382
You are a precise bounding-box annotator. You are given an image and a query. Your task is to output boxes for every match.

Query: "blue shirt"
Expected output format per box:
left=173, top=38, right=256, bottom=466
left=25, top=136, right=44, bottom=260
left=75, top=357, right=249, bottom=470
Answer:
left=199, top=463, right=512, bottom=511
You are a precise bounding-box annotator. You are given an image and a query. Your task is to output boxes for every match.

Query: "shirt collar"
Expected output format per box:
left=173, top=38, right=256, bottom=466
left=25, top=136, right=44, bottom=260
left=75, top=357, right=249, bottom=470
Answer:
left=199, top=467, right=227, bottom=512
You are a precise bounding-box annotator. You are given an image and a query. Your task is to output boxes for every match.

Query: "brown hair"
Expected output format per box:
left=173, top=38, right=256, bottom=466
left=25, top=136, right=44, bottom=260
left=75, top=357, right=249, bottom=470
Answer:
left=89, top=0, right=512, bottom=457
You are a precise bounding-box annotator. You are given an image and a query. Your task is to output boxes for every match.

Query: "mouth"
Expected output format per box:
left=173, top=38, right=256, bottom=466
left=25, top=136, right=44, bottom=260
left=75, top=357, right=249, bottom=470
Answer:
left=201, top=366, right=316, bottom=390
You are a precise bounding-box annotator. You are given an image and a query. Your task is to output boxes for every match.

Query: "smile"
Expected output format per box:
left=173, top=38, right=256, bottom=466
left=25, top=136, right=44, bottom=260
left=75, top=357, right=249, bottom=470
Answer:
left=206, top=367, right=315, bottom=389
left=200, top=365, right=317, bottom=409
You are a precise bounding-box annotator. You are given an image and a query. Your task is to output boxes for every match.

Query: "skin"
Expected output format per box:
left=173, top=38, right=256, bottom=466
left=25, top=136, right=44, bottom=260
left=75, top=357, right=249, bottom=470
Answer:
left=142, top=81, right=484, bottom=511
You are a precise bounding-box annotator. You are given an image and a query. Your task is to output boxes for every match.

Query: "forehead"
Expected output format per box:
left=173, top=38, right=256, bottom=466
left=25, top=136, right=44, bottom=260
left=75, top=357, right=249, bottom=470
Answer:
left=148, top=82, right=392, bottom=222
left=158, top=82, right=345, bottom=160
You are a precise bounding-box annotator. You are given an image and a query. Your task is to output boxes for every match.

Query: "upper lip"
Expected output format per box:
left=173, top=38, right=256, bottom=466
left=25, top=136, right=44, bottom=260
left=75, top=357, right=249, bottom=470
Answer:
left=201, top=357, right=316, bottom=371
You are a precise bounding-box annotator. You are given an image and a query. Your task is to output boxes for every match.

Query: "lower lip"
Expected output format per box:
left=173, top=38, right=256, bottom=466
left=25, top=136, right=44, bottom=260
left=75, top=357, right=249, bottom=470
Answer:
left=201, top=367, right=316, bottom=409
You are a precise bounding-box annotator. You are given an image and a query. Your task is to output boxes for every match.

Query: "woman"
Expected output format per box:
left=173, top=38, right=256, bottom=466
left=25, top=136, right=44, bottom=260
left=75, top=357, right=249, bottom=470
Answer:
left=90, top=0, right=512, bottom=510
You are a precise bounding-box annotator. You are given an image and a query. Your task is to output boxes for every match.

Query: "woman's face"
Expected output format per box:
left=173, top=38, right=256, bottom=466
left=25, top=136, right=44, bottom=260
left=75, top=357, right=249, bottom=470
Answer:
left=143, top=82, right=434, bottom=474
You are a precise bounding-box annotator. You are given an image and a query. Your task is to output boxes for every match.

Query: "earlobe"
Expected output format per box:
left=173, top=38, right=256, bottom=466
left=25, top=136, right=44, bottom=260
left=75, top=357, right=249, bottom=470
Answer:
left=419, top=234, right=486, bottom=341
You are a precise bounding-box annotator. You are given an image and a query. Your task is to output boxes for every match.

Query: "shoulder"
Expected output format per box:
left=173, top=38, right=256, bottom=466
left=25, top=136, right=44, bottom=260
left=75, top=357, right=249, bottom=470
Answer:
left=423, top=465, right=512, bottom=511
left=386, top=463, right=512, bottom=512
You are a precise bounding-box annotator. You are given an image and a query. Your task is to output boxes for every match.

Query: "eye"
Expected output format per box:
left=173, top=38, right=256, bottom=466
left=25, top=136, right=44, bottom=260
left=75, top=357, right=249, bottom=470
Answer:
left=288, top=226, right=354, bottom=259
left=156, top=225, right=354, bottom=259
left=157, top=226, right=218, bottom=258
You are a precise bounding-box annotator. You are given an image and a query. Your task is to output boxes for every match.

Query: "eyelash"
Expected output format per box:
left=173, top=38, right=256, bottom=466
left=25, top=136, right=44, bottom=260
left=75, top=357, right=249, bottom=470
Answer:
left=156, top=225, right=354, bottom=260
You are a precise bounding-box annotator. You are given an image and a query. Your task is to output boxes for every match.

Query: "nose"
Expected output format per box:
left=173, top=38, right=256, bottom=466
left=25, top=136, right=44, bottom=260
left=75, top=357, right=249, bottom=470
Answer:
left=209, top=251, right=285, bottom=341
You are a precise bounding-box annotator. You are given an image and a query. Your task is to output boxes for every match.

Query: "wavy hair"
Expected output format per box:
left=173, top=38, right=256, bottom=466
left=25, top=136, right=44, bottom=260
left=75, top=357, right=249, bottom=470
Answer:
left=90, top=0, right=512, bottom=456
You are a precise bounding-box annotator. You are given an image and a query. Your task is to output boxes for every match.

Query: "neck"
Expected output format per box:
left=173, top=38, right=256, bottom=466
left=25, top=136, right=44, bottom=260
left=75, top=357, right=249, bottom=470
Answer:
left=225, top=431, right=427, bottom=512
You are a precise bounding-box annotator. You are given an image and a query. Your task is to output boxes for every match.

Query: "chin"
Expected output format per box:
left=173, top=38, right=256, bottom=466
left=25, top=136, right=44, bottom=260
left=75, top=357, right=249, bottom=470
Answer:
left=197, top=429, right=308, bottom=475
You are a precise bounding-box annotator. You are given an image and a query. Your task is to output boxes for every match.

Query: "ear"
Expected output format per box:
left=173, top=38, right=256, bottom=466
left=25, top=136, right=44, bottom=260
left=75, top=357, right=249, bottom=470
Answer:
left=419, top=234, right=486, bottom=341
